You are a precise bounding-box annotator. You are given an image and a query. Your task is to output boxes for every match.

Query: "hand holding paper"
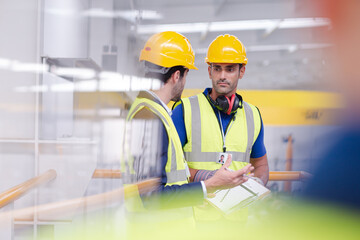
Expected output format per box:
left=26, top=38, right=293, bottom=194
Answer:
left=204, top=154, right=254, bottom=193
left=206, top=178, right=271, bottom=214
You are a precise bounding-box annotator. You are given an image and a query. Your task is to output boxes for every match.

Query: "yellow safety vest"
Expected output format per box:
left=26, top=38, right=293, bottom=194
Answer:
left=182, top=93, right=261, bottom=222
left=122, top=91, right=194, bottom=230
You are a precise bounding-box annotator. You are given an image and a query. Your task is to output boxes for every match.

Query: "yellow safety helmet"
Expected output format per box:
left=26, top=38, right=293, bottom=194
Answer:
left=205, top=34, right=248, bottom=65
left=139, top=31, right=198, bottom=70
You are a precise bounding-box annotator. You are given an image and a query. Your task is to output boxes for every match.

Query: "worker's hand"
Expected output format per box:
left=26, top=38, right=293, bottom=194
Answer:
left=204, top=154, right=254, bottom=193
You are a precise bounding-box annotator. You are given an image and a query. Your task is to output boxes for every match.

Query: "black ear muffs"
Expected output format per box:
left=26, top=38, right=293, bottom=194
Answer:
left=206, top=90, right=243, bottom=115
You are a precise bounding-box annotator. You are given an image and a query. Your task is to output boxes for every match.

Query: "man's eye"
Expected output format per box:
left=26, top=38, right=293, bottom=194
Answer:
left=227, top=68, right=235, bottom=72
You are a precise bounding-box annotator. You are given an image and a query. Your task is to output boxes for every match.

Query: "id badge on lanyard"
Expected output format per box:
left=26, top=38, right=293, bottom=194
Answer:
left=217, top=153, right=232, bottom=165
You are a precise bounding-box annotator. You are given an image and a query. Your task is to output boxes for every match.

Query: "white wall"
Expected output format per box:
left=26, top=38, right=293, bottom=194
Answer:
left=0, top=0, right=38, bottom=139
left=43, top=0, right=90, bottom=58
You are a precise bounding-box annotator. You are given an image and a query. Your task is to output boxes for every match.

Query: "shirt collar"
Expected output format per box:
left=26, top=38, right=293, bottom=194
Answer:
left=203, top=88, right=236, bottom=118
left=203, top=87, right=212, bottom=96
left=146, top=90, right=172, bottom=116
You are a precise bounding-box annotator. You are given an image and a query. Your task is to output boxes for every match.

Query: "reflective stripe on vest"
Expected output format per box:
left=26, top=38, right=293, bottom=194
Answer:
left=182, top=93, right=261, bottom=222
left=123, top=93, right=194, bottom=226
left=182, top=93, right=261, bottom=171
left=127, top=97, right=188, bottom=185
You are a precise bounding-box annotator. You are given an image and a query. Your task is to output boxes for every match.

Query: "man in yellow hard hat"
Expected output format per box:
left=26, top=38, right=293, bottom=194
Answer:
left=123, top=32, right=255, bottom=234
left=172, top=34, right=269, bottom=224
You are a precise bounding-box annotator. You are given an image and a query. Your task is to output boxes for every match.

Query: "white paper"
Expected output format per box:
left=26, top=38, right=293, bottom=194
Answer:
left=206, top=178, right=270, bottom=214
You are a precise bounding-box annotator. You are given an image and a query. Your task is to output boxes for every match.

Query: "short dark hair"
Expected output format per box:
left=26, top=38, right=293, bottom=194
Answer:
left=144, top=61, right=187, bottom=84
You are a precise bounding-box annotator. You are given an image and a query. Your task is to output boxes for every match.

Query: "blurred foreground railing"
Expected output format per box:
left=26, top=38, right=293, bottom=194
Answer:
left=93, top=169, right=311, bottom=182
left=0, top=169, right=57, bottom=208
left=0, top=178, right=159, bottom=222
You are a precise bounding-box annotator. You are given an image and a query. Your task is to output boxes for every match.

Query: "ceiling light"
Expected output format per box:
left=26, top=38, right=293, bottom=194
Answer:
left=137, top=18, right=331, bottom=34
left=195, top=43, right=332, bottom=54
left=51, top=67, right=96, bottom=79
left=11, top=62, right=48, bottom=73
left=0, top=58, right=11, bottom=68
left=82, top=9, right=162, bottom=22
left=47, top=8, right=162, bottom=22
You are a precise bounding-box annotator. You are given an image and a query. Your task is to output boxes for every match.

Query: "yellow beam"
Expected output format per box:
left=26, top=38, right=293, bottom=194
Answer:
left=169, top=89, right=344, bottom=125
left=76, top=92, right=130, bottom=109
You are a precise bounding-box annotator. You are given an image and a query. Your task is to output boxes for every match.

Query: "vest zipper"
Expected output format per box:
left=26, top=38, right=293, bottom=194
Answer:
left=224, top=113, right=236, bottom=136
left=218, top=110, right=237, bottom=153
left=207, top=94, right=237, bottom=153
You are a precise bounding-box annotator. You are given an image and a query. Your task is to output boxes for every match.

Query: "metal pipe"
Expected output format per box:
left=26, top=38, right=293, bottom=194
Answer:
left=284, top=135, right=293, bottom=191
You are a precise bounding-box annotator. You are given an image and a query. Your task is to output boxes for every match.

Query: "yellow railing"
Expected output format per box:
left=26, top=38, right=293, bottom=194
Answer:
left=93, top=169, right=311, bottom=181
left=0, top=178, right=159, bottom=222
left=269, top=171, right=312, bottom=181
left=0, top=169, right=57, bottom=208
left=92, top=169, right=122, bottom=179
left=0, top=168, right=311, bottom=222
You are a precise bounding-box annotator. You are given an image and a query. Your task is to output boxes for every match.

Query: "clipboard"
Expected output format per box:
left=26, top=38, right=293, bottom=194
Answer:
left=206, top=178, right=271, bottom=214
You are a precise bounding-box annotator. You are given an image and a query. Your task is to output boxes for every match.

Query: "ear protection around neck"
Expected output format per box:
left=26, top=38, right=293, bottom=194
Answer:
left=206, top=90, right=243, bottom=115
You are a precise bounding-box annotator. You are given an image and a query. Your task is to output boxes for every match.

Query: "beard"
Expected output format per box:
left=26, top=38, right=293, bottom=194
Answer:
left=171, top=93, right=182, bottom=102
left=213, top=79, right=234, bottom=95
left=171, top=77, right=185, bottom=102
left=171, top=88, right=183, bottom=102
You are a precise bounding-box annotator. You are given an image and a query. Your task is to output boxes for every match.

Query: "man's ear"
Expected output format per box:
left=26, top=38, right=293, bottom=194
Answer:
left=208, top=65, right=212, bottom=79
left=171, top=70, right=181, bottom=84
left=239, top=65, right=246, bottom=79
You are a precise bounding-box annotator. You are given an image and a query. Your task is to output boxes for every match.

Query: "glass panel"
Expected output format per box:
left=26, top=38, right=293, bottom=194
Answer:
left=0, top=143, right=35, bottom=210
left=37, top=143, right=97, bottom=221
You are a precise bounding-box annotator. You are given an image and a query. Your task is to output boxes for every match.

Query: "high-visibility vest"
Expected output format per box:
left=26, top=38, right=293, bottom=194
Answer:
left=182, top=93, right=261, bottom=221
left=122, top=91, right=194, bottom=227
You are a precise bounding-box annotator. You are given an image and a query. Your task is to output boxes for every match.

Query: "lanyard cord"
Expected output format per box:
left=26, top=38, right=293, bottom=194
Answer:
left=218, top=110, right=236, bottom=152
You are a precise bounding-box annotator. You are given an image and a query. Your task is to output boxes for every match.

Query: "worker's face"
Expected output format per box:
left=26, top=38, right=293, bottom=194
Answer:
left=208, top=63, right=245, bottom=96
left=171, top=69, right=188, bottom=102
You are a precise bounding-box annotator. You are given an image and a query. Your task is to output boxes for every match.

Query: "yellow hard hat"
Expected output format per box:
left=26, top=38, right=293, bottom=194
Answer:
left=205, top=34, right=248, bottom=65
left=139, top=31, right=198, bottom=70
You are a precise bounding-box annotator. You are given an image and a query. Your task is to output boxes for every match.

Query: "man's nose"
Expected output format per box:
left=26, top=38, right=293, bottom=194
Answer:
left=220, top=69, right=226, bottom=79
